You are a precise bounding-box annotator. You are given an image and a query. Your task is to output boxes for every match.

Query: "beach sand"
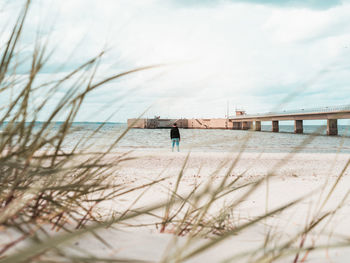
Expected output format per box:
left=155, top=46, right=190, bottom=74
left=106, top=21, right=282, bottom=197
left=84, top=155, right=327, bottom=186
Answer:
left=79, top=151, right=350, bottom=262
left=3, top=151, right=350, bottom=262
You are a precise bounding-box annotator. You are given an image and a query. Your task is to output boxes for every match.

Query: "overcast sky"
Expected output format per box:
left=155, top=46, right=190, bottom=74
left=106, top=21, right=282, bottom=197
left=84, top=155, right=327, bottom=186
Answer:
left=2, top=0, right=350, bottom=122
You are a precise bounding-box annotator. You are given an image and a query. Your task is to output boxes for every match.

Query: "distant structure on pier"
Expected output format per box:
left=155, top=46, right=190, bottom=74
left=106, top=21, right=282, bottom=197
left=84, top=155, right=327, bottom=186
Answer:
left=127, top=117, right=234, bottom=129
left=235, top=110, right=246, bottom=116
left=127, top=105, right=350, bottom=136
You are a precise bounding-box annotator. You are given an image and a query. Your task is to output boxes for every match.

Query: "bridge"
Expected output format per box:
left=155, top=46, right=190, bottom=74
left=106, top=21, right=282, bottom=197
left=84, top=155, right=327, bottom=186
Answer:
left=128, top=104, right=350, bottom=136
left=230, top=105, right=350, bottom=135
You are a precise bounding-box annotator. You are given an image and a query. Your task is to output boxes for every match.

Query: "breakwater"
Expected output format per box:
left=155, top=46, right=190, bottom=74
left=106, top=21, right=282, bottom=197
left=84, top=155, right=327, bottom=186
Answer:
left=127, top=118, right=236, bottom=129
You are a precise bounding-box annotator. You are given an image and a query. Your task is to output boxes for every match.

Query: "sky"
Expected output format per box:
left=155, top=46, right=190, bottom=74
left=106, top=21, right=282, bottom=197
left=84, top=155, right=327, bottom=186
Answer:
left=2, top=0, right=350, bottom=122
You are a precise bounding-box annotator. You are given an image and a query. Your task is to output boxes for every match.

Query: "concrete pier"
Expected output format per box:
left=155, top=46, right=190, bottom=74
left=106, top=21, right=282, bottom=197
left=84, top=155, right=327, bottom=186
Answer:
left=255, top=121, right=261, bottom=131
left=242, top=121, right=250, bottom=130
left=228, top=106, right=350, bottom=136
left=233, top=122, right=241, bottom=130
left=327, top=119, right=338, bottom=136
left=272, top=121, right=279, bottom=132
left=129, top=105, right=350, bottom=136
left=294, top=120, right=303, bottom=134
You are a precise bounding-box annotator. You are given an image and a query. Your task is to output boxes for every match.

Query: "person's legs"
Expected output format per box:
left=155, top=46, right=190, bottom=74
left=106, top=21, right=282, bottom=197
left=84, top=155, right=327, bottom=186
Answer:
left=175, top=138, right=179, bottom=152
left=172, top=139, right=175, bottom=152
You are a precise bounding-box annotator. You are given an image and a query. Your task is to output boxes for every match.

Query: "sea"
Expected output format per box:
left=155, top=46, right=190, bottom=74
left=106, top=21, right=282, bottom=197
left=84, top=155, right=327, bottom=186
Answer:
left=9, top=122, right=350, bottom=154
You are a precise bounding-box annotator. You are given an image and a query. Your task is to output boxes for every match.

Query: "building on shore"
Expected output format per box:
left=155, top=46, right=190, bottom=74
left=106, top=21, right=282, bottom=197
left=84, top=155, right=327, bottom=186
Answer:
left=127, top=111, right=250, bottom=130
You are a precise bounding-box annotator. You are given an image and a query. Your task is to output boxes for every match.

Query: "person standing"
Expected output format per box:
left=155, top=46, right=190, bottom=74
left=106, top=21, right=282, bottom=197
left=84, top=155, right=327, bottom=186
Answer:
left=170, top=123, right=180, bottom=152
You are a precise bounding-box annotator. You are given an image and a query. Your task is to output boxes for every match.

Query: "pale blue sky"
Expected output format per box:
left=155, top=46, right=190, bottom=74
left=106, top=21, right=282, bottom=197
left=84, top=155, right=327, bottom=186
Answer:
left=2, top=0, right=350, bottom=122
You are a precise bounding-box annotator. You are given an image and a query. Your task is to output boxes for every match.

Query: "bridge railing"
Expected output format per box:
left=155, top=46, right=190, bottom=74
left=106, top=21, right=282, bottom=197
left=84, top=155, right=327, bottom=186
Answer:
left=230, top=104, right=350, bottom=118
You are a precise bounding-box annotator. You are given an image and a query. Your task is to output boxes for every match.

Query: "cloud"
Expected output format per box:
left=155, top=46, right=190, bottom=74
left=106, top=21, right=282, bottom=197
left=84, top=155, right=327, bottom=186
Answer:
left=234, top=0, right=343, bottom=10
left=3, top=0, right=350, bottom=122
left=172, top=0, right=344, bottom=10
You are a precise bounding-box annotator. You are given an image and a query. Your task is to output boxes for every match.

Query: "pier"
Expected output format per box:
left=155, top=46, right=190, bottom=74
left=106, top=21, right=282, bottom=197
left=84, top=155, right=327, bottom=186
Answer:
left=128, top=105, right=350, bottom=136
left=230, top=105, right=350, bottom=136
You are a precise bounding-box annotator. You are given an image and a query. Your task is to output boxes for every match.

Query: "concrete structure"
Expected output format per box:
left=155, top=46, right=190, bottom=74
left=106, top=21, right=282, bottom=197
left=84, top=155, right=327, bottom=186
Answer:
left=272, top=121, right=279, bottom=132
left=230, top=106, right=350, bottom=136
left=233, top=122, right=241, bottom=130
left=294, top=120, right=303, bottom=134
left=255, top=121, right=261, bottom=131
left=327, top=119, right=338, bottom=136
left=127, top=118, right=147, bottom=128
left=128, top=105, right=350, bottom=136
left=128, top=118, right=234, bottom=129
left=242, top=121, right=250, bottom=130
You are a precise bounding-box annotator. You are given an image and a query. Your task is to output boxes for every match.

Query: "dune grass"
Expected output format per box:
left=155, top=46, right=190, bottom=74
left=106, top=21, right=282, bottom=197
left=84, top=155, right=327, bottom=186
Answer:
left=0, top=1, right=163, bottom=261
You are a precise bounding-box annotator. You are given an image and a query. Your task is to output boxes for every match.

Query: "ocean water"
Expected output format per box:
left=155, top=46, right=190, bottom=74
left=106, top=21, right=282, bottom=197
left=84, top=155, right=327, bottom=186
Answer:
left=2, top=123, right=350, bottom=153
left=15, top=123, right=350, bottom=154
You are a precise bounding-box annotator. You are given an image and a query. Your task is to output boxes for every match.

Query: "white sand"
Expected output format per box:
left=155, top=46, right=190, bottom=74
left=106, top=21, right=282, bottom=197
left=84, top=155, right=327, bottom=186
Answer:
left=90, top=151, right=350, bottom=262
left=3, top=151, right=350, bottom=262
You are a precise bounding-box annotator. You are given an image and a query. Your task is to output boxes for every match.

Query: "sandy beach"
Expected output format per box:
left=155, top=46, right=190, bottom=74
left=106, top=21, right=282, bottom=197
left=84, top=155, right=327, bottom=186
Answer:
left=66, top=150, right=350, bottom=262
left=2, top=150, right=350, bottom=262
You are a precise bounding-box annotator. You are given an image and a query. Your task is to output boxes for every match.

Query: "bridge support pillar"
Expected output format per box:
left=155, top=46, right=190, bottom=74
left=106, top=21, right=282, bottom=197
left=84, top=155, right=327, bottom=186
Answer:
left=233, top=122, right=241, bottom=130
left=255, top=121, right=261, bottom=131
left=327, top=119, right=338, bottom=136
left=248, top=121, right=253, bottom=130
left=272, top=121, right=279, bottom=132
left=294, top=120, right=303, bottom=134
left=242, top=121, right=249, bottom=130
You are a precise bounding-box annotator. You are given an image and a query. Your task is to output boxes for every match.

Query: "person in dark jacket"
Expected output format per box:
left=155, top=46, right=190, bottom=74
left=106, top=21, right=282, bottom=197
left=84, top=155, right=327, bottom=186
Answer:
left=170, top=123, right=180, bottom=152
